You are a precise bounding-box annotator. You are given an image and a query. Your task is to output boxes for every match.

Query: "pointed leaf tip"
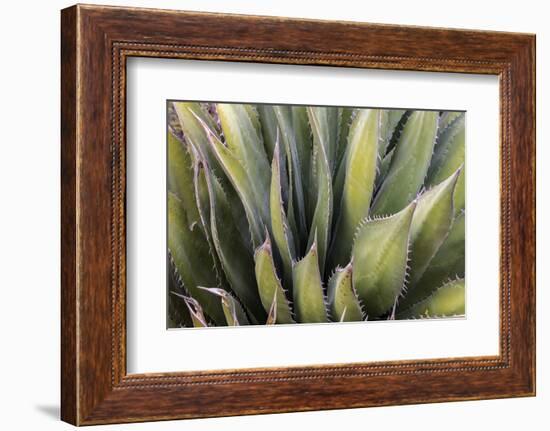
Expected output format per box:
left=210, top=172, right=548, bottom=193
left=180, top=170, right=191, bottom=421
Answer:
left=182, top=296, right=209, bottom=328
left=406, top=167, right=461, bottom=296
left=266, top=292, right=279, bottom=325
left=269, top=138, right=296, bottom=288
left=261, top=228, right=272, bottom=248
left=352, top=202, right=415, bottom=318
left=197, top=286, right=249, bottom=326
left=292, top=242, right=328, bottom=323
left=254, top=243, right=295, bottom=324
left=328, top=263, right=363, bottom=322
left=330, top=109, right=379, bottom=269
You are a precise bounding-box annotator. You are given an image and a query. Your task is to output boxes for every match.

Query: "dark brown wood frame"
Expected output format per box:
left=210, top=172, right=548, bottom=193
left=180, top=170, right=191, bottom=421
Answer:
left=61, top=4, right=536, bottom=426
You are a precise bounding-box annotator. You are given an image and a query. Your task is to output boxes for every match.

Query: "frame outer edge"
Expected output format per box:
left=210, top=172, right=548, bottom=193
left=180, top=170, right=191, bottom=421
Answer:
left=527, top=35, right=536, bottom=395
left=501, top=35, right=536, bottom=396
left=60, top=4, right=536, bottom=424
left=61, top=5, right=79, bottom=426
left=523, top=35, right=537, bottom=396
left=531, top=35, right=537, bottom=396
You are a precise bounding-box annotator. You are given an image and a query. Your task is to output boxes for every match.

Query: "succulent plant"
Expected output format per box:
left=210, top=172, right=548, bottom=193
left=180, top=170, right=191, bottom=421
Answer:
left=167, top=101, right=465, bottom=328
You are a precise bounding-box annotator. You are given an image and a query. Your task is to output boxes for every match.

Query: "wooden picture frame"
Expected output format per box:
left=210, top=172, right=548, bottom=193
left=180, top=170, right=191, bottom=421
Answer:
left=61, top=4, right=536, bottom=425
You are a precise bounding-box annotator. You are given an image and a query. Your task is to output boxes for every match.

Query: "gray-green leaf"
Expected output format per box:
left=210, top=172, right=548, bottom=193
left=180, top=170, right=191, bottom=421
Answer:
left=327, top=263, right=364, bottom=322
left=352, top=202, right=416, bottom=318
left=397, top=278, right=465, bottom=319
left=254, top=235, right=295, bottom=324
left=411, top=210, right=465, bottom=302
left=292, top=240, right=328, bottom=323
left=167, top=131, right=200, bottom=229
left=202, top=164, right=266, bottom=322
left=427, top=114, right=465, bottom=216
left=371, top=111, right=438, bottom=215
left=168, top=192, right=225, bottom=325
left=330, top=109, right=379, bottom=269
left=270, top=140, right=296, bottom=289
left=198, top=286, right=249, bottom=326
left=306, top=108, right=334, bottom=274
left=408, top=168, right=461, bottom=289
left=196, top=104, right=271, bottom=248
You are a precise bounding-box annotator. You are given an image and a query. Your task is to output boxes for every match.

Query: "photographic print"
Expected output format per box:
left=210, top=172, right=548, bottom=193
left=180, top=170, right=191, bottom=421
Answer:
left=167, top=102, right=465, bottom=328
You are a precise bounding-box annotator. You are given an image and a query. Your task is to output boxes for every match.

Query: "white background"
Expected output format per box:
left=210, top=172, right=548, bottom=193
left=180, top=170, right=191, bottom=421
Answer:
left=127, top=60, right=500, bottom=373
left=0, top=0, right=547, bottom=430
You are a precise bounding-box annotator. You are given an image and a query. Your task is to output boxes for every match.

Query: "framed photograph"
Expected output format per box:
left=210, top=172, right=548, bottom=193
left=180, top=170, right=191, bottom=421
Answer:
left=61, top=4, right=536, bottom=425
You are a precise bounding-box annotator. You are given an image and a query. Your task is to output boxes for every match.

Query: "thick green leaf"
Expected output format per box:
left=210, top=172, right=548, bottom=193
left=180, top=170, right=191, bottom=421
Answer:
left=371, top=111, right=438, bottom=215
left=291, top=106, right=313, bottom=238
left=379, top=109, right=406, bottom=161
left=193, top=108, right=267, bottom=248
left=332, top=108, right=353, bottom=212
left=453, top=167, right=465, bottom=217
left=167, top=261, right=193, bottom=328
left=187, top=136, right=251, bottom=250
left=292, top=240, right=328, bottom=323
left=412, top=210, right=465, bottom=301
left=254, top=236, right=295, bottom=324
left=270, top=141, right=296, bottom=288
left=327, top=107, right=340, bottom=171
left=437, top=111, right=463, bottom=136
left=172, top=102, right=222, bottom=172
left=397, top=278, right=465, bottom=319
left=257, top=105, right=278, bottom=161
left=291, top=107, right=312, bottom=178
left=167, top=131, right=200, bottom=229
left=375, top=148, right=394, bottom=191
left=173, top=102, right=219, bottom=141
left=202, top=165, right=266, bottom=323
left=330, top=109, right=379, bottom=269
left=167, top=102, right=183, bottom=136
left=429, top=113, right=464, bottom=177
left=306, top=108, right=334, bottom=274
left=384, top=110, right=411, bottom=156
left=175, top=104, right=253, bottom=243
left=167, top=192, right=225, bottom=325
left=273, top=106, right=308, bottom=239
left=244, top=104, right=262, bottom=137
left=336, top=107, right=354, bottom=169
left=332, top=157, right=346, bottom=229
left=327, top=263, right=364, bottom=322
left=374, top=109, right=406, bottom=192
left=408, top=168, right=461, bottom=289
left=198, top=287, right=249, bottom=326
left=192, top=159, right=225, bottom=286
left=427, top=114, right=465, bottom=216
left=216, top=103, right=272, bottom=246
left=217, top=103, right=270, bottom=182
left=307, top=107, right=339, bottom=174
left=352, top=202, right=416, bottom=318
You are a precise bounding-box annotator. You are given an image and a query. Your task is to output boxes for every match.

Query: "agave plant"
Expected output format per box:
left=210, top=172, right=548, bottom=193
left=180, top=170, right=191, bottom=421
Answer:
left=167, top=101, right=465, bottom=328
